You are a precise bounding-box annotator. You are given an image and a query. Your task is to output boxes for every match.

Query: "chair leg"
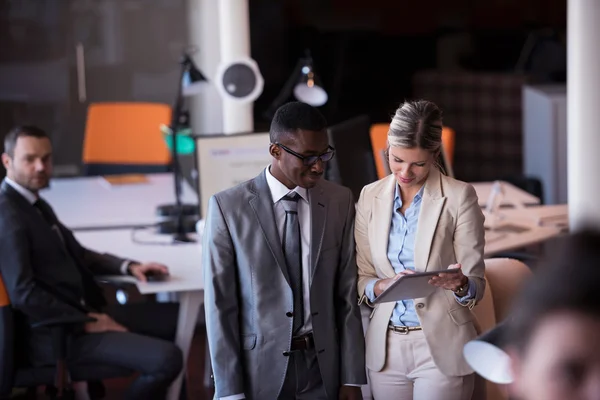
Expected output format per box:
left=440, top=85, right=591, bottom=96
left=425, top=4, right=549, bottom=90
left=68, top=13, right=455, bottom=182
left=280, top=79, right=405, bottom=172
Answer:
left=86, top=381, right=105, bottom=400
left=203, top=335, right=213, bottom=389
left=25, top=387, right=38, bottom=399
left=45, top=385, right=75, bottom=400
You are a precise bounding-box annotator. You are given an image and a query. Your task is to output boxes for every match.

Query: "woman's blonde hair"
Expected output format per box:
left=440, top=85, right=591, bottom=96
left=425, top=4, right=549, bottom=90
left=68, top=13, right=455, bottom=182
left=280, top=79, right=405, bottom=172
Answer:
left=388, top=100, right=443, bottom=154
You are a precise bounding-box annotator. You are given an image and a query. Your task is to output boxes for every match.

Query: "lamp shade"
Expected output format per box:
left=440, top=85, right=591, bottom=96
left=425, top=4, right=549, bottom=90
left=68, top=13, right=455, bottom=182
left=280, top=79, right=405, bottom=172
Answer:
left=215, top=57, right=264, bottom=103
left=293, top=63, right=327, bottom=106
left=463, top=322, right=513, bottom=384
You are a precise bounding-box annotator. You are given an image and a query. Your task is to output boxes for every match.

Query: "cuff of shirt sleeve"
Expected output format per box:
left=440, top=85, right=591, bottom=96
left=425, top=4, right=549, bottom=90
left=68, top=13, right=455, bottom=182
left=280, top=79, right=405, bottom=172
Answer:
left=219, top=395, right=245, bottom=400
left=454, top=278, right=477, bottom=305
left=120, top=260, right=133, bottom=275
left=344, top=384, right=363, bottom=387
left=365, top=279, right=378, bottom=303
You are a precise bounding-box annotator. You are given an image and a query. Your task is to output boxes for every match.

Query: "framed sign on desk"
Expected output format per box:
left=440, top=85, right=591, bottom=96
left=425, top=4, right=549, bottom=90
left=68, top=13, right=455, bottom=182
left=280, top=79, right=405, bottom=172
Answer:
left=194, top=132, right=271, bottom=217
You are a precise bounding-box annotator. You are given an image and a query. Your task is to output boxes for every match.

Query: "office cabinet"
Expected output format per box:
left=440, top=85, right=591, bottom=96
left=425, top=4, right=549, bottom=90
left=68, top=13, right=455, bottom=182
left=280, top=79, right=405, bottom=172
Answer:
left=522, top=84, right=567, bottom=205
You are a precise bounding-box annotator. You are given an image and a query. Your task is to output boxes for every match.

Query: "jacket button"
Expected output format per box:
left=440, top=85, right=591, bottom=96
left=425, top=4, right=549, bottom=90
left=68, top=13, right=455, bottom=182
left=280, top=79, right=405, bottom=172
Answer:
left=283, top=351, right=291, bottom=357
left=416, top=303, right=425, bottom=309
left=286, top=311, right=293, bottom=317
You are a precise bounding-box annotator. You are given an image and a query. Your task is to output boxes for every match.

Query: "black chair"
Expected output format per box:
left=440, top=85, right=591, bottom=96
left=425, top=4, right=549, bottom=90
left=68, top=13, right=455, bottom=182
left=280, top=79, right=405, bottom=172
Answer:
left=0, top=275, right=133, bottom=400
left=501, top=175, right=545, bottom=205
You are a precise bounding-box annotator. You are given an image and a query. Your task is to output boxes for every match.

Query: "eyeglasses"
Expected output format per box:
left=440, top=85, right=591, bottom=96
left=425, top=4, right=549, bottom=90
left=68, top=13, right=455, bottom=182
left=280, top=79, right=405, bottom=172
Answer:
left=274, top=143, right=335, bottom=166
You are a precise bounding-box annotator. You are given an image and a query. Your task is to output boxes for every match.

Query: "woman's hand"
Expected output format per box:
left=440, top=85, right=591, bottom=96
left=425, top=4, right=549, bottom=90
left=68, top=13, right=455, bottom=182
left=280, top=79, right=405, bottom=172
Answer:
left=374, top=270, right=416, bottom=297
left=428, top=264, right=468, bottom=291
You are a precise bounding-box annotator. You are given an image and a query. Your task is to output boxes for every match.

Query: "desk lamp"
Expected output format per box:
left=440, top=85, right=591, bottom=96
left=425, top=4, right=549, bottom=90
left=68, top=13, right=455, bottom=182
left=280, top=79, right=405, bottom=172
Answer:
left=156, top=53, right=207, bottom=243
left=463, top=321, right=513, bottom=384
left=264, top=50, right=327, bottom=119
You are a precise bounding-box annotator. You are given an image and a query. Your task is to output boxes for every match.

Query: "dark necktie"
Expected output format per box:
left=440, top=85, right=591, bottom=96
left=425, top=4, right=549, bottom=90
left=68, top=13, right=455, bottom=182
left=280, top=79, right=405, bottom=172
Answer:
left=281, top=192, right=304, bottom=334
left=34, top=198, right=65, bottom=245
left=34, top=198, right=59, bottom=227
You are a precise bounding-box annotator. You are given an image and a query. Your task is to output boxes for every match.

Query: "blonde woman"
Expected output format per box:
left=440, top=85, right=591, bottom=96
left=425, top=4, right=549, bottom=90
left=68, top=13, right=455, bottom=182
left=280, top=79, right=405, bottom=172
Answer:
left=356, top=100, right=485, bottom=400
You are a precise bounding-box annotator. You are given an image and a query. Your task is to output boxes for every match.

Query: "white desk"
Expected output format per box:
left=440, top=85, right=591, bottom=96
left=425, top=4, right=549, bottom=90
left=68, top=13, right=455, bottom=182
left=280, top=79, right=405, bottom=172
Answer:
left=471, top=180, right=541, bottom=207
left=41, top=174, right=197, bottom=230
left=74, top=228, right=203, bottom=400
left=483, top=204, right=568, bottom=256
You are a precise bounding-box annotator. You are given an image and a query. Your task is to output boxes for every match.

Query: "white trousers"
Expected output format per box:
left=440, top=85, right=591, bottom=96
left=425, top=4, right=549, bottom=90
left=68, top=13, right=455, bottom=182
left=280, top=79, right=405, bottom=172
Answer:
left=369, top=330, right=474, bottom=400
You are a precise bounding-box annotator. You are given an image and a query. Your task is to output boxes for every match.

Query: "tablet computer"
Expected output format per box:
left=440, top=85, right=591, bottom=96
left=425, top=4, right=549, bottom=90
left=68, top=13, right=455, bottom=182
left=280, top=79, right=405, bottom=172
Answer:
left=371, top=268, right=461, bottom=304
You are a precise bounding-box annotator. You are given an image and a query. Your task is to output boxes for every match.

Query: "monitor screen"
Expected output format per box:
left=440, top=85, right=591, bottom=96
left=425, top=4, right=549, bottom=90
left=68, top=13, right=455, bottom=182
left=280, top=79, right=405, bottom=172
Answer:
left=325, top=115, right=378, bottom=202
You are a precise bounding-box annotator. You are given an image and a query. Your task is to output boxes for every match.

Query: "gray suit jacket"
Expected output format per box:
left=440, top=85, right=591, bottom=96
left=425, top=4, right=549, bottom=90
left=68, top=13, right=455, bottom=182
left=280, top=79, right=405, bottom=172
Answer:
left=203, top=171, right=366, bottom=399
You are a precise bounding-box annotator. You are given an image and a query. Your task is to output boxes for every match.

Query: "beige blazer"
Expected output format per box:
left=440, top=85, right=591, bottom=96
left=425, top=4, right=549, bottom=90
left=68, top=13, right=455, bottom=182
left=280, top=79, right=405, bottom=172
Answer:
left=355, top=168, right=486, bottom=377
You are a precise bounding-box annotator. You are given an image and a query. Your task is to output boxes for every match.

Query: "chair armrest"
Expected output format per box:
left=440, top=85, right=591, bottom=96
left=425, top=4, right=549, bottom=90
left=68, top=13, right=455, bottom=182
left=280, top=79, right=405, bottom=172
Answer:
left=96, top=275, right=138, bottom=289
left=30, top=315, right=97, bottom=363
left=491, top=251, right=538, bottom=263
left=31, top=315, right=97, bottom=329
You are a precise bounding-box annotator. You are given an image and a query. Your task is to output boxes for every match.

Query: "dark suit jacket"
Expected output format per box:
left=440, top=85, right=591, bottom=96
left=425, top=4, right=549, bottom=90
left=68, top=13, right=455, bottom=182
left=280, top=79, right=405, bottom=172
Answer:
left=0, top=180, right=126, bottom=348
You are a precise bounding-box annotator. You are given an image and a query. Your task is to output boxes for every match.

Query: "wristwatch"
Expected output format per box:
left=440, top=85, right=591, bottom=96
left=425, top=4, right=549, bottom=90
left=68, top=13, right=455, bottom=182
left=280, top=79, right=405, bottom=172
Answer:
left=453, top=278, right=469, bottom=297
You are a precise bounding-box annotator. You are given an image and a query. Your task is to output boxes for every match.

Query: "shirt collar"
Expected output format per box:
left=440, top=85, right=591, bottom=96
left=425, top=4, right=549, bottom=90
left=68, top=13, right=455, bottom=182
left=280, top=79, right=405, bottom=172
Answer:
left=265, top=167, right=309, bottom=204
left=5, top=177, right=37, bottom=204
left=394, top=183, right=425, bottom=207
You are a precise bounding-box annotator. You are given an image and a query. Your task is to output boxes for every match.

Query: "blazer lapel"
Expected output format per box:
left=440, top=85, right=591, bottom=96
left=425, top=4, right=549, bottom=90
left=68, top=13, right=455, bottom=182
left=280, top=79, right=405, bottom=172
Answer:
left=248, top=172, right=291, bottom=286
left=415, top=169, right=446, bottom=272
left=309, top=184, right=327, bottom=283
left=1, top=181, right=68, bottom=253
left=372, top=175, right=397, bottom=278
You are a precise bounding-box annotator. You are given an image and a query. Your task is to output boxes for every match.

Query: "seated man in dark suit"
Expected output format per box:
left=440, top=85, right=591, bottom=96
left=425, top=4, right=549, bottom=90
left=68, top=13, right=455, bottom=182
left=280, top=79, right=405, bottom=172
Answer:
left=0, top=125, right=183, bottom=399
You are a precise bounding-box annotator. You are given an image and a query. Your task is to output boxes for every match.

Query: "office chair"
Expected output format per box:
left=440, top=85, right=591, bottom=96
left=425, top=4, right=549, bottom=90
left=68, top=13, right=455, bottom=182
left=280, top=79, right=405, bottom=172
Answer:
left=471, top=258, right=533, bottom=400
left=0, top=274, right=133, bottom=400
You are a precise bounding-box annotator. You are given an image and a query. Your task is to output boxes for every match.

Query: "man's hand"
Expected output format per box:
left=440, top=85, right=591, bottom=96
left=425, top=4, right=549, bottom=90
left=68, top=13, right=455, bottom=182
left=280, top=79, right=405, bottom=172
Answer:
left=128, top=262, right=169, bottom=282
left=428, top=264, right=468, bottom=291
left=84, top=313, right=128, bottom=333
left=339, top=385, right=362, bottom=400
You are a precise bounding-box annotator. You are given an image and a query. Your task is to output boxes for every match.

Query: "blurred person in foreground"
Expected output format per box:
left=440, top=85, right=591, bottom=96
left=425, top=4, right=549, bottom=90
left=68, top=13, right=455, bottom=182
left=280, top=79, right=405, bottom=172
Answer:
left=507, top=228, right=600, bottom=400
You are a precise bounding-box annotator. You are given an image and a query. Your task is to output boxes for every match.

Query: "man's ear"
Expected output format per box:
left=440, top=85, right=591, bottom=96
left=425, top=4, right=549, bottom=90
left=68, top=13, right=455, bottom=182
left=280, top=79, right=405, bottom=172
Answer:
left=1, top=153, right=10, bottom=170
left=269, top=144, right=281, bottom=160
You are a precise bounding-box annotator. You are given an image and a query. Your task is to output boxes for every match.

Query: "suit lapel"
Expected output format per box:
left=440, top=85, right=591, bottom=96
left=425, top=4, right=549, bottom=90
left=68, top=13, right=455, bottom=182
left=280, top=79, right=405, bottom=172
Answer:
left=372, top=175, right=397, bottom=278
left=1, top=181, right=68, bottom=253
left=248, top=172, right=291, bottom=286
left=309, top=184, right=326, bottom=283
left=415, top=169, right=446, bottom=272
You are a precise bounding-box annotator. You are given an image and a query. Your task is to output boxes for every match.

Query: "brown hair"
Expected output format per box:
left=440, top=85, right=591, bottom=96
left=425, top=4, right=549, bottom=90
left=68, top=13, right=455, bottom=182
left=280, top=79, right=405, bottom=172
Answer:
left=4, top=125, right=50, bottom=157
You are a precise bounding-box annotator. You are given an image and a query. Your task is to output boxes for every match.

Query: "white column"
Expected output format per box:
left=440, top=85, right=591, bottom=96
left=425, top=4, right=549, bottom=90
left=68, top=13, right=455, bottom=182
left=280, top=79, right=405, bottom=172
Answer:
left=567, top=0, right=600, bottom=230
left=187, top=0, right=223, bottom=135
left=218, top=0, right=254, bottom=134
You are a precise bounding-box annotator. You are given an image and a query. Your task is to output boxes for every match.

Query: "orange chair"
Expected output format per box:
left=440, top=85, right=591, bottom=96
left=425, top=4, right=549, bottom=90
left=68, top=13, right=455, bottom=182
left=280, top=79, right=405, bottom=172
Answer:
left=82, top=102, right=172, bottom=176
left=470, top=258, right=533, bottom=400
left=441, top=126, right=455, bottom=167
left=369, top=123, right=456, bottom=179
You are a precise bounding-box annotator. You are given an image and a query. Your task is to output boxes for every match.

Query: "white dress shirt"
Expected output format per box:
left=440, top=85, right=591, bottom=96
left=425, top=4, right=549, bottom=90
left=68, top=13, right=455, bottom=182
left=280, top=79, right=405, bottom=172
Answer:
left=5, top=177, right=37, bottom=204
left=265, top=166, right=313, bottom=334
left=4, top=178, right=131, bottom=275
